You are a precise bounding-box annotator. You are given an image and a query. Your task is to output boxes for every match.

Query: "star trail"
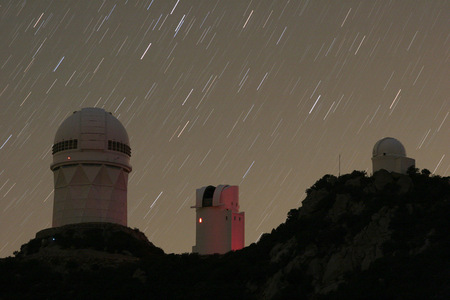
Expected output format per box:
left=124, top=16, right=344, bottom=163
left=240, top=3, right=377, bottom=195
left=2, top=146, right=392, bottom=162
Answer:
left=0, top=0, right=448, bottom=256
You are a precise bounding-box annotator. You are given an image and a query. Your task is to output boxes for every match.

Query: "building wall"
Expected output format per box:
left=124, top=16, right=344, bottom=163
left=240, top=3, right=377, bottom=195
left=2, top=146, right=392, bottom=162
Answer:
left=372, top=156, right=415, bottom=174
left=192, top=207, right=231, bottom=254
left=231, top=211, right=245, bottom=251
left=220, top=185, right=240, bottom=212
left=52, top=163, right=128, bottom=227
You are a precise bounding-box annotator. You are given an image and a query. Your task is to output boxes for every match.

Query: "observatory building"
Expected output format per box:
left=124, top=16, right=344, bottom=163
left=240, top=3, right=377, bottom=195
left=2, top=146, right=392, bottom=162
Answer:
left=50, top=107, right=131, bottom=227
left=192, top=185, right=245, bottom=255
left=372, top=137, right=415, bottom=174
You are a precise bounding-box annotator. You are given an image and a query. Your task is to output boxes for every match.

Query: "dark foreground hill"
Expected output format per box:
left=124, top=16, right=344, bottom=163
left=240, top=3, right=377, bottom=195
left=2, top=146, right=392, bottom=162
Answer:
left=1, top=169, right=449, bottom=299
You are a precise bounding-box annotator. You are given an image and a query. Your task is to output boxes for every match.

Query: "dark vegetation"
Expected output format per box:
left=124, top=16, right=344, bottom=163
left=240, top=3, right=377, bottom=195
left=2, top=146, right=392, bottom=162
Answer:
left=21, top=226, right=163, bottom=258
left=0, top=169, right=449, bottom=299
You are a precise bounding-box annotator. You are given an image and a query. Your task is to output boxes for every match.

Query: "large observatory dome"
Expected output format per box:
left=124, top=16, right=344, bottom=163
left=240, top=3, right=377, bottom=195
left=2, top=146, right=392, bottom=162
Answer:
left=372, top=137, right=406, bottom=157
left=54, top=107, right=129, bottom=147
left=51, top=107, right=131, bottom=172
left=50, top=107, right=132, bottom=227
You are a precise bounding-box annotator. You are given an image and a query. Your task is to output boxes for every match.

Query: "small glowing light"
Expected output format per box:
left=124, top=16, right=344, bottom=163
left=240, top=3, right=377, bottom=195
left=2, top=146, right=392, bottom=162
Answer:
left=199, top=217, right=203, bottom=223
left=67, top=156, right=71, bottom=160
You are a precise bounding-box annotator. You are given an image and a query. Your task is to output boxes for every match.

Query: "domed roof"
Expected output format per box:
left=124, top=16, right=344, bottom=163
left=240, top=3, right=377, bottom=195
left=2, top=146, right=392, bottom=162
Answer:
left=372, top=137, right=406, bottom=157
left=54, top=107, right=129, bottom=145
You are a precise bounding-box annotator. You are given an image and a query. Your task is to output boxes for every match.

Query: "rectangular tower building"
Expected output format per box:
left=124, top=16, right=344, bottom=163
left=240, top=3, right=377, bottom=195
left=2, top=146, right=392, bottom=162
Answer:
left=191, top=185, right=245, bottom=255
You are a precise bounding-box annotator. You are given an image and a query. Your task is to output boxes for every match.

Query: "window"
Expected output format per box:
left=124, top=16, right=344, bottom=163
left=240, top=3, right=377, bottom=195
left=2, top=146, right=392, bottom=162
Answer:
left=108, top=140, right=131, bottom=156
left=202, top=186, right=215, bottom=207
left=52, top=139, right=78, bottom=154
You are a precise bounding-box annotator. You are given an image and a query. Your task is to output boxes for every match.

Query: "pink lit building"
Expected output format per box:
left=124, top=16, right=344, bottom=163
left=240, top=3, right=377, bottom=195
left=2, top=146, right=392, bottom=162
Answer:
left=192, top=185, right=245, bottom=255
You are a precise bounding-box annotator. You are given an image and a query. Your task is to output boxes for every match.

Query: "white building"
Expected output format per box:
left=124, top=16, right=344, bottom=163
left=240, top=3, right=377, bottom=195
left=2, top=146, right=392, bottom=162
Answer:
left=372, top=137, right=415, bottom=174
left=51, top=107, right=132, bottom=227
left=192, top=185, right=245, bottom=255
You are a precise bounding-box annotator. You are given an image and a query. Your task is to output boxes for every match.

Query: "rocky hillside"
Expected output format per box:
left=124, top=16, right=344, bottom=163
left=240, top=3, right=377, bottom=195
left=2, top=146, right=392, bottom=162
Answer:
left=0, top=169, right=449, bottom=299
left=248, top=169, right=449, bottom=299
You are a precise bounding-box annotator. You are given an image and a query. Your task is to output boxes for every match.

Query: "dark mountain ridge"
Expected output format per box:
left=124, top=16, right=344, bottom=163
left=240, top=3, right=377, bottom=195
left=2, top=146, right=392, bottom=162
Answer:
left=1, top=168, right=449, bottom=299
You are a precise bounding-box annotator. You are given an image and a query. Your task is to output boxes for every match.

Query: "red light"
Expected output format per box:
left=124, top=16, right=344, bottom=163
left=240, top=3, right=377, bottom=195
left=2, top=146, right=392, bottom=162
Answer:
left=199, top=217, right=203, bottom=223
left=67, top=156, right=71, bottom=160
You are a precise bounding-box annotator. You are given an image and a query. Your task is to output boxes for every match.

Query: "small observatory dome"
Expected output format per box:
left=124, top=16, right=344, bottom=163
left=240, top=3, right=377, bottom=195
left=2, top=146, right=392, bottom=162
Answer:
left=51, top=107, right=131, bottom=172
left=372, top=137, right=406, bottom=158
left=371, top=137, right=415, bottom=174
left=51, top=107, right=131, bottom=227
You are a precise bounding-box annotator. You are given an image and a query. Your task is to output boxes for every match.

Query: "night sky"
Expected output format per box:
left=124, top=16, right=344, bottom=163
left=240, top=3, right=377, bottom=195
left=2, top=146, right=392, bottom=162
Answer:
left=0, top=0, right=448, bottom=257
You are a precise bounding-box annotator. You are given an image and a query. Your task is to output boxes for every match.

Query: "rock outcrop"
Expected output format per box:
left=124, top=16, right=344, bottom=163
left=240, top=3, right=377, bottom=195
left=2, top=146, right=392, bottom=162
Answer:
left=255, top=170, right=449, bottom=298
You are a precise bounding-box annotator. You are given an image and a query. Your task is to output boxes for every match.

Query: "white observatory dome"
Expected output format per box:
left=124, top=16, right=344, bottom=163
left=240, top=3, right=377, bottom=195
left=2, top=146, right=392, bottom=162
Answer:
left=372, top=137, right=406, bottom=157
left=54, top=107, right=129, bottom=147
left=51, top=107, right=131, bottom=227
left=51, top=107, right=131, bottom=172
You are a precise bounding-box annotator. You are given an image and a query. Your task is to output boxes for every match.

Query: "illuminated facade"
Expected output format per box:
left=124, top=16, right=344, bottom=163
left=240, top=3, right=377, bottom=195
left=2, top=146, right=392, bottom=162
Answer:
left=372, top=137, right=415, bottom=174
left=51, top=107, right=132, bottom=227
left=192, top=185, right=245, bottom=255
